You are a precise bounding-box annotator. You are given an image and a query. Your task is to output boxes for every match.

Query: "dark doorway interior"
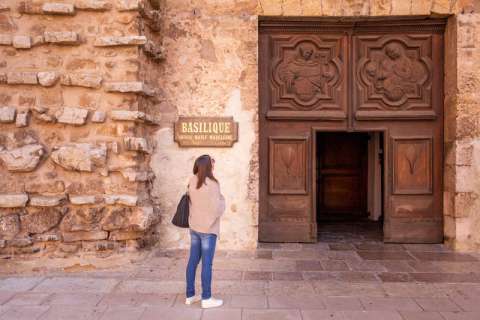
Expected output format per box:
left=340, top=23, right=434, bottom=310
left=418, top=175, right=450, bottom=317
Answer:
left=316, top=132, right=384, bottom=238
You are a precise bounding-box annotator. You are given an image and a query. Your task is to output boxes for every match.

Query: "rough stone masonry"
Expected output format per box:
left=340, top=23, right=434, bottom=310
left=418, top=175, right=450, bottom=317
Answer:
left=1, top=0, right=480, bottom=262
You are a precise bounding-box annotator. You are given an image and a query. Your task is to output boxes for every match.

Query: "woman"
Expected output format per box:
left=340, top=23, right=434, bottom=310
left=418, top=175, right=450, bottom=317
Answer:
left=185, top=154, right=225, bottom=309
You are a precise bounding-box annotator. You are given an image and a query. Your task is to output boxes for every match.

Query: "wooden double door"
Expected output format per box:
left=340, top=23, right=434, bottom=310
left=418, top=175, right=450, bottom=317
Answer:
left=259, top=18, right=445, bottom=243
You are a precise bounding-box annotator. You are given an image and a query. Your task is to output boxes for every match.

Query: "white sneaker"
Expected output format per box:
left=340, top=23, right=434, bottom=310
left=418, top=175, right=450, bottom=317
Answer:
left=201, top=297, right=223, bottom=309
left=185, top=295, right=201, bottom=305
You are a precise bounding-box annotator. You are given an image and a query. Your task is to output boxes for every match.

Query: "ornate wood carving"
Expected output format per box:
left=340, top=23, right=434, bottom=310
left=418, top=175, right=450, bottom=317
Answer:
left=354, top=35, right=435, bottom=119
left=269, top=136, right=308, bottom=194
left=268, top=34, right=346, bottom=119
left=392, top=137, right=433, bottom=195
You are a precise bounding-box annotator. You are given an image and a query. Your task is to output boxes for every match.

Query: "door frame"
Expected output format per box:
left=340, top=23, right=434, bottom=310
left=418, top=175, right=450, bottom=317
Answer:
left=312, top=127, right=389, bottom=233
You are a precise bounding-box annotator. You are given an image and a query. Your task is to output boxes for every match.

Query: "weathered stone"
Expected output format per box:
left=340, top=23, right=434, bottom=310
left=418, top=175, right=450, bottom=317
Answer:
left=55, top=107, right=89, bottom=125
left=33, top=112, right=56, bottom=123
left=12, top=35, right=31, bottom=49
left=25, top=181, right=65, bottom=194
left=104, top=194, right=138, bottom=206
left=7, top=72, right=38, bottom=85
left=61, top=73, right=102, bottom=88
left=37, top=71, right=59, bottom=87
left=0, top=214, right=19, bottom=239
left=0, top=239, right=5, bottom=248
left=58, top=242, right=80, bottom=253
left=44, top=31, right=79, bottom=45
left=0, top=34, right=12, bottom=45
left=51, top=143, right=107, bottom=172
left=63, top=230, right=108, bottom=242
left=8, top=237, right=33, bottom=247
left=109, top=230, right=144, bottom=240
left=0, top=194, right=28, bottom=208
left=123, top=137, right=151, bottom=153
left=111, top=110, right=146, bottom=122
left=0, top=106, right=16, bottom=123
left=0, top=144, right=44, bottom=172
left=42, top=2, right=75, bottom=15
left=32, top=232, right=61, bottom=242
left=82, top=240, right=117, bottom=251
left=15, top=111, right=29, bottom=127
left=29, top=195, right=65, bottom=207
left=102, top=206, right=157, bottom=231
left=60, top=207, right=105, bottom=232
left=75, top=0, right=112, bottom=11
left=104, top=81, right=154, bottom=95
left=91, top=111, right=106, bottom=123
left=116, top=0, right=139, bottom=11
left=69, top=195, right=97, bottom=205
left=0, top=4, right=9, bottom=11
left=31, top=35, right=44, bottom=47
left=120, top=168, right=154, bottom=182
left=20, top=207, right=64, bottom=234
left=94, top=35, right=147, bottom=47
left=142, top=41, right=165, bottom=61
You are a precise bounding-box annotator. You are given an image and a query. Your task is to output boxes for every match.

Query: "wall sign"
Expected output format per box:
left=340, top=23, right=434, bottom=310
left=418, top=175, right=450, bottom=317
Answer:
left=174, top=117, right=239, bottom=147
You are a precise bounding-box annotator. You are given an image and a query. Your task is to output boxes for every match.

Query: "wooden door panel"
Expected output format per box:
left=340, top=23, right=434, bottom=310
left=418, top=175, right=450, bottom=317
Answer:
left=321, top=175, right=362, bottom=210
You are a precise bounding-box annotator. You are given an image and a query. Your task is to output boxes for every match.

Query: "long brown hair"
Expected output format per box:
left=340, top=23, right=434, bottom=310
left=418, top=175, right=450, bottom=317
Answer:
left=193, top=154, right=218, bottom=189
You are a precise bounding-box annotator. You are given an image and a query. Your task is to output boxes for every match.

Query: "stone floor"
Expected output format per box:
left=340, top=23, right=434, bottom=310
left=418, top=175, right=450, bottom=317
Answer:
left=1, top=222, right=480, bottom=319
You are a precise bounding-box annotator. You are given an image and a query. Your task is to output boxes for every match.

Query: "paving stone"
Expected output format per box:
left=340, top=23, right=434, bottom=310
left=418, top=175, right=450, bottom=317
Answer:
left=242, top=309, right=302, bottom=320
left=346, top=260, right=386, bottom=272
left=302, top=310, right=346, bottom=320
left=33, top=277, right=118, bottom=293
left=449, top=294, right=480, bottom=311
left=399, top=311, right=445, bottom=320
left=273, top=250, right=321, bottom=260
left=330, top=243, right=356, bottom=251
left=355, top=243, right=405, bottom=251
left=296, top=260, right=323, bottom=271
left=213, top=270, right=243, bottom=280
left=322, top=260, right=350, bottom=271
left=403, top=244, right=451, bottom=252
left=410, top=252, right=478, bottom=262
left=440, top=311, right=480, bottom=320
left=43, top=292, right=104, bottom=305
left=243, top=271, right=272, bottom=281
left=267, top=294, right=325, bottom=309
left=0, top=277, right=44, bottom=291
left=411, top=273, right=480, bottom=283
left=323, top=297, right=364, bottom=311
left=357, top=251, right=415, bottom=260
left=202, top=309, right=241, bottom=320
left=38, top=305, right=106, bottom=320
left=341, top=310, right=403, bottom=320
left=213, top=280, right=266, bottom=295
left=415, top=298, right=462, bottom=312
left=335, top=272, right=379, bottom=282
left=360, top=297, right=422, bottom=311
left=98, top=293, right=174, bottom=307
left=99, top=306, right=144, bottom=320
left=0, top=306, right=49, bottom=320
left=378, top=273, right=414, bottom=283
left=230, top=295, right=267, bottom=308
left=273, top=272, right=303, bottom=281
left=140, top=306, right=201, bottom=320
left=5, top=292, right=51, bottom=305
left=265, top=281, right=315, bottom=296
left=255, top=250, right=273, bottom=259
left=379, top=261, right=416, bottom=272
left=302, top=271, right=338, bottom=281
left=0, top=292, right=15, bottom=304
left=115, top=280, right=185, bottom=294
left=313, top=282, right=386, bottom=297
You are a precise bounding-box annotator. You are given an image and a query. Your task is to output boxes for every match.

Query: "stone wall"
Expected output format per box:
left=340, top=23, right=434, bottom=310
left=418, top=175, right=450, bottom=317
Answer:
left=0, top=0, right=162, bottom=258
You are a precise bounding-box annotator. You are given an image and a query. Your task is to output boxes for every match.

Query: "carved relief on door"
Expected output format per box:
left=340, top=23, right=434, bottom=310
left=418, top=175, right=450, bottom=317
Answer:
left=268, top=35, right=346, bottom=119
left=392, top=137, right=433, bottom=195
left=269, top=136, right=308, bottom=194
left=354, top=35, right=434, bottom=119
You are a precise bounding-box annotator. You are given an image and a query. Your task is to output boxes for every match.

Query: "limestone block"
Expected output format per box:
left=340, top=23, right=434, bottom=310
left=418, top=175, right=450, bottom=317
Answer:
left=42, top=2, right=75, bottom=15
left=51, top=143, right=107, bottom=172
left=91, top=111, right=106, bottom=123
left=44, top=31, right=79, bottom=45
left=109, top=230, right=144, bottom=240
left=116, top=0, right=140, bottom=11
left=94, top=36, right=147, bottom=47
left=111, top=110, right=146, bottom=122
left=0, top=214, right=19, bottom=240
left=411, top=0, right=432, bottom=14
left=18, top=1, right=43, bottom=14
left=31, top=35, right=44, bottom=47
left=83, top=240, right=116, bottom=251
left=104, top=194, right=138, bottom=206
left=12, top=36, right=31, bottom=49
left=102, top=206, right=157, bottom=231
left=120, top=168, right=154, bottom=182
left=69, top=195, right=97, bottom=205
left=0, top=144, right=44, bottom=172
left=258, top=0, right=283, bottom=15
left=61, top=73, right=102, bottom=88
left=7, top=72, right=38, bottom=85
left=55, top=107, right=89, bottom=125
left=20, top=207, right=65, bottom=234
left=0, top=106, right=16, bottom=123
left=33, top=112, right=56, bottom=123
left=37, top=71, right=59, bottom=87
left=431, top=0, right=451, bottom=13
left=33, top=233, right=61, bottom=242
left=60, top=207, right=105, bottom=232
left=58, top=242, right=80, bottom=253
left=0, top=194, right=29, bottom=208
left=123, top=136, right=151, bottom=153
left=62, top=231, right=108, bottom=242
left=104, top=81, right=154, bottom=95
left=8, top=237, right=33, bottom=247
left=29, top=195, right=65, bottom=207
left=75, top=0, right=112, bottom=10
left=0, top=34, right=12, bottom=46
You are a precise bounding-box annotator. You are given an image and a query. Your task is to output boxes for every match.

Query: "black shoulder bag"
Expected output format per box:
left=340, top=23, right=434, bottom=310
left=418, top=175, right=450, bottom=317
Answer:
left=171, top=185, right=190, bottom=228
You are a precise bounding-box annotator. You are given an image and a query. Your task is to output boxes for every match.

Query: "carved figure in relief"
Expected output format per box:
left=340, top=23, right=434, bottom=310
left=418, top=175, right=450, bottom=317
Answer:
left=365, top=42, right=425, bottom=103
left=278, top=43, right=335, bottom=102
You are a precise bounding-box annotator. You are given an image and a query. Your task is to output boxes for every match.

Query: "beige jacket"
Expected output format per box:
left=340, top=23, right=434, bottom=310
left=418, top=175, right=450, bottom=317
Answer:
left=188, top=175, right=225, bottom=236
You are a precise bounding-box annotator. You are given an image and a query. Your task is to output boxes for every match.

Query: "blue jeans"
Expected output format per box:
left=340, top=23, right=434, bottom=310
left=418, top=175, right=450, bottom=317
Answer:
left=186, top=229, right=217, bottom=300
